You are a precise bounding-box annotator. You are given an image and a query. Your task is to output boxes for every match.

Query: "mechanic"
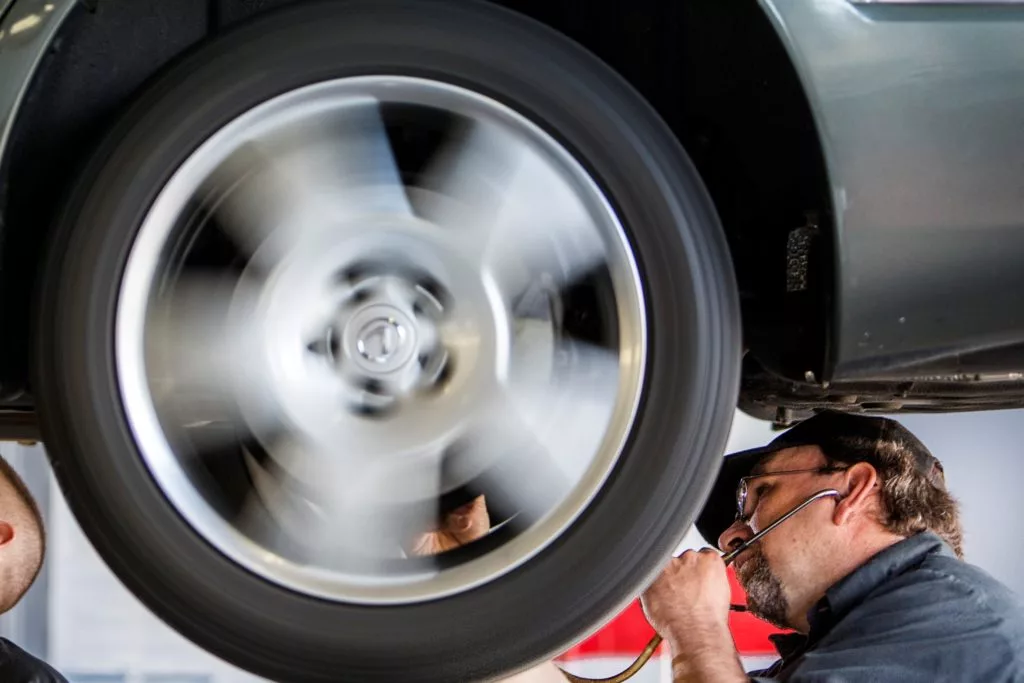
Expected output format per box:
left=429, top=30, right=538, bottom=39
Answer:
left=0, top=453, right=67, bottom=682
left=642, top=410, right=1024, bottom=682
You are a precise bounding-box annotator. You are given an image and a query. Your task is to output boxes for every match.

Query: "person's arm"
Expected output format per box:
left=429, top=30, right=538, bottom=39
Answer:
left=665, top=625, right=748, bottom=683
left=641, top=549, right=749, bottom=683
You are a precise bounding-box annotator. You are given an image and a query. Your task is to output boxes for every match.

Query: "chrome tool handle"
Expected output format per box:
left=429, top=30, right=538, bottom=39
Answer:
left=720, top=488, right=841, bottom=565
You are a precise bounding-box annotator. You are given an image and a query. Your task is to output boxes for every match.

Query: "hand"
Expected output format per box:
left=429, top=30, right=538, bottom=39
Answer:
left=640, top=548, right=732, bottom=647
left=409, top=498, right=568, bottom=683
left=409, top=495, right=490, bottom=556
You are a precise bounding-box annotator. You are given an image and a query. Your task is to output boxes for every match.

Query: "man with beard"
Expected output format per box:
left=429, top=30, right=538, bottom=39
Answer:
left=641, top=410, right=1024, bottom=682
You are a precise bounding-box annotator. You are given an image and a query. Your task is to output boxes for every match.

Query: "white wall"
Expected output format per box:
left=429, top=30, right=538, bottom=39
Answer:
left=47, top=475, right=267, bottom=683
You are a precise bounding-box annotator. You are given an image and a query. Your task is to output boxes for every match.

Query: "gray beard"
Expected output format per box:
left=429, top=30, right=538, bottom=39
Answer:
left=737, top=549, right=791, bottom=630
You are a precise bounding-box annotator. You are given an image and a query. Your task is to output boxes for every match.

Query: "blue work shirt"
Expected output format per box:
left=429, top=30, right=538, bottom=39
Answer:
left=750, top=532, right=1024, bottom=682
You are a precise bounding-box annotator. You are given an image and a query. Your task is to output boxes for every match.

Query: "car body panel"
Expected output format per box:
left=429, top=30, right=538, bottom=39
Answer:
left=0, top=0, right=75, bottom=419
left=0, top=0, right=77, bottom=179
left=0, top=0, right=17, bottom=23
left=1, top=0, right=1024, bottom=413
left=760, top=0, right=1024, bottom=381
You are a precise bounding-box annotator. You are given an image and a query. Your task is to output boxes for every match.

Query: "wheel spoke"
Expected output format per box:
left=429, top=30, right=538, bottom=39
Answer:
left=415, top=120, right=608, bottom=298
left=446, top=339, right=620, bottom=525
left=240, top=445, right=350, bottom=565
left=507, top=337, right=622, bottom=484
left=213, top=98, right=411, bottom=269
left=243, top=432, right=445, bottom=568
left=443, top=404, right=568, bottom=528
left=145, top=273, right=278, bottom=437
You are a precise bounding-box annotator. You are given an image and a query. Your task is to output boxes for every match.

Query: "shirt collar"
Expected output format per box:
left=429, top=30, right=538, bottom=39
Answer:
left=770, top=532, right=953, bottom=660
left=818, top=531, right=952, bottom=625
left=769, top=632, right=809, bottom=661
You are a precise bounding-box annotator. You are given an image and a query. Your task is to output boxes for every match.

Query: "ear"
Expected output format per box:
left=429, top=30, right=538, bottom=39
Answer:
left=0, top=521, right=15, bottom=547
left=833, top=462, right=879, bottom=526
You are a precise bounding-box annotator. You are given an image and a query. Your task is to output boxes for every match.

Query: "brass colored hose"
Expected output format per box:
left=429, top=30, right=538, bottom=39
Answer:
left=558, top=634, right=662, bottom=683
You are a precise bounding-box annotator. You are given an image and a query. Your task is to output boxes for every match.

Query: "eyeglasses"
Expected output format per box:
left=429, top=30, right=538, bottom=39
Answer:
left=736, top=465, right=848, bottom=522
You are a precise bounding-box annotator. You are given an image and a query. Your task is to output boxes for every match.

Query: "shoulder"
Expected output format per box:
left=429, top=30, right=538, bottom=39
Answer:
left=899, top=552, right=1024, bottom=619
left=818, top=555, right=1024, bottom=680
left=855, top=552, right=1024, bottom=632
left=0, top=639, right=68, bottom=683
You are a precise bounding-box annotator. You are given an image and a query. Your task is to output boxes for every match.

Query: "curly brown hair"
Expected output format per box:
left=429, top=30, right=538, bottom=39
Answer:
left=825, top=429, right=964, bottom=559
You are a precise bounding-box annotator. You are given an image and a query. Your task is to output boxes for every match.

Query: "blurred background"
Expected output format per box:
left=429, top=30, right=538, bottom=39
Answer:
left=3, top=406, right=1020, bottom=683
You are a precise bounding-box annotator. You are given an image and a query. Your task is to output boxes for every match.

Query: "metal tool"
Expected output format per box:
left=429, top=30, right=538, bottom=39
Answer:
left=558, top=489, right=842, bottom=683
left=719, top=488, right=842, bottom=564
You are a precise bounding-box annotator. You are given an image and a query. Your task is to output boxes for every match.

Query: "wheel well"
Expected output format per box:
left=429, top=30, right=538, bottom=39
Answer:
left=490, top=0, right=835, bottom=394
left=0, top=0, right=832, bottom=407
left=0, top=0, right=213, bottom=401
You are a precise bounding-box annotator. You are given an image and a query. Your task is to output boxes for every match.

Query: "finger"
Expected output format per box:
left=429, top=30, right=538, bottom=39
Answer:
left=409, top=495, right=491, bottom=556
left=676, top=549, right=701, bottom=567
left=657, top=555, right=683, bottom=576
left=698, top=548, right=726, bottom=565
left=410, top=531, right=461, bottom=557
left=446, top=495, right=491, bottom=545
left=698, top=546, right=723, bottom=559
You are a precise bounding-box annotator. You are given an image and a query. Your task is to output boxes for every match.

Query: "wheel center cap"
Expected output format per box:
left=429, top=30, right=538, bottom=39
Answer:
left=356, top=318, right=406, bottom=364
left=343, top=303, right=419, bottom=375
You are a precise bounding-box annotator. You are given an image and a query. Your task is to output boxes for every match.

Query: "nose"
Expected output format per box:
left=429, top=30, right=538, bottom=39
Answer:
left=718, top=519, right=754, bottom=554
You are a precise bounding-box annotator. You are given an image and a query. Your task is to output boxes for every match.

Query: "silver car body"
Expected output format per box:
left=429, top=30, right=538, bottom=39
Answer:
left=2, top=0, right=1024, bottom=386
left=761, top=0, right=1024, bottom=382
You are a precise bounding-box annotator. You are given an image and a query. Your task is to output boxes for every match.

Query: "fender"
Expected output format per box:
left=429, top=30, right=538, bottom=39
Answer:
left=759, top=0, right=1024, bottom=381
left=0, top=0, right=78, bottom=180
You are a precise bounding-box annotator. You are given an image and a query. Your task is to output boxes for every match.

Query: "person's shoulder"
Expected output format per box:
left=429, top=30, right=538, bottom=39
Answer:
left=0, top=638, right=69, bottom=683
left=860, top=551, right=1024, bottom=644
left=917, top=552, right=1024, bottom=615
left=820, top=554, right=1024, bottom=681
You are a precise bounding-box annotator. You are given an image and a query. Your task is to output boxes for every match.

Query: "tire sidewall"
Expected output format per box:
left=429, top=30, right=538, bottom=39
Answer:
left=34, top=2, right=740, bottom=681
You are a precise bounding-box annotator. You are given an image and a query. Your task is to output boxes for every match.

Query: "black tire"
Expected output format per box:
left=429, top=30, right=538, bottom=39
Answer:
left=33, top=2, right=740, bottom=681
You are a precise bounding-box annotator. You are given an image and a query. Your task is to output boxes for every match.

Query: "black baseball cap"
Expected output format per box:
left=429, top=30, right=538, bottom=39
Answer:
left=695, top=410, right=946, bottom=546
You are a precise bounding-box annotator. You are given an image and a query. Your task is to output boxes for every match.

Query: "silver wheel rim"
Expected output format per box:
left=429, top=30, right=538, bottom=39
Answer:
left=116, top=76, right=646, bottom=604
